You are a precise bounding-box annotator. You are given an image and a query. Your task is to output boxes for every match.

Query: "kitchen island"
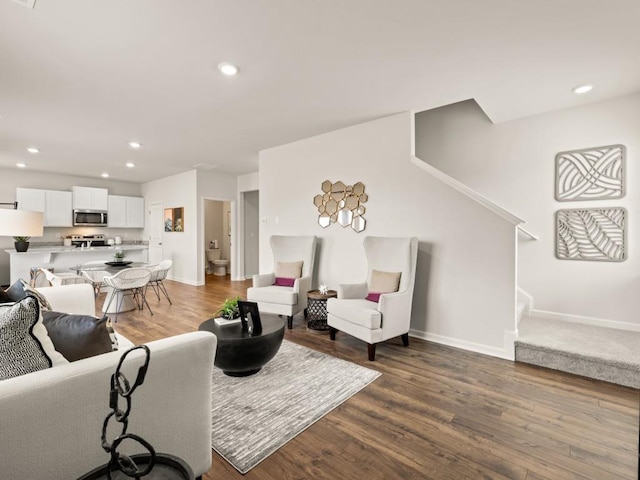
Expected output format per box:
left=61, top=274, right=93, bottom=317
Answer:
left=5, top=245, right=149, bottom=285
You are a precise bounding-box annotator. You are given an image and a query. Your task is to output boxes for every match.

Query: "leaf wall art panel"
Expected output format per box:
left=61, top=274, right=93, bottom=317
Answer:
left=556, top=208, right=626, bottom=262
left=555, top=144, right=625, bottom=201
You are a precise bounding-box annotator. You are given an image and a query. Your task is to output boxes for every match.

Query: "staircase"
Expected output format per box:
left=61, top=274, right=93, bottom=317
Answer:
left=515, top=308, right=640, bottom=388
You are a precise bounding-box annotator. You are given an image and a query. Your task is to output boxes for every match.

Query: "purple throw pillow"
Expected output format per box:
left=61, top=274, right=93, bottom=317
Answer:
left=365, top=292, right=381, bottom=303
left=274, top=277, right=296, bottom=287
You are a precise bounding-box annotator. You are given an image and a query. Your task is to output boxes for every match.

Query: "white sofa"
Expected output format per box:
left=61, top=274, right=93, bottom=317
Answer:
left=0, top=283, right=216, bottom=479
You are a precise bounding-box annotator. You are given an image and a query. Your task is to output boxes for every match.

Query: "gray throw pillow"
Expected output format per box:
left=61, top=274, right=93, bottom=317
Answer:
left=42, top=311, right=118, bottom=362
left=0, top=297, right=52, bottom=380
left=4, top=279, right=26, bottom=302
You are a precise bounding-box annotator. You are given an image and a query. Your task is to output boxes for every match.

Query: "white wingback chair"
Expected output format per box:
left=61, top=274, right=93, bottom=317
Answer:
left=327, top=236, right=418, bottom=360
left=247, top=235, right=317, bottom=329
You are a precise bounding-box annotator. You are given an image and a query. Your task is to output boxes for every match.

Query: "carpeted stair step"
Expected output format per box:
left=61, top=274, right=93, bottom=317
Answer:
left=515, top=316, right=640, bottom=388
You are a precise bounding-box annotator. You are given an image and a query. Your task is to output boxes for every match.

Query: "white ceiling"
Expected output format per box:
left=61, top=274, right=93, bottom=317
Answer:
left=1, top=0, right=639, bottom=183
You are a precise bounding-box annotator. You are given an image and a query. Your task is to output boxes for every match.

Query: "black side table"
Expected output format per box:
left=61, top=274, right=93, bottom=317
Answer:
left=306, top=289, right=337, bottom=331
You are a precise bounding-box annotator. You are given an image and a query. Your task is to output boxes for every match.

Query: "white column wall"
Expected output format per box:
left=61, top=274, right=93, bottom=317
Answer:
left=415, top=94, right=640, bottom=326
left=142, top=170, right=199, bottom=284
left=259, top=112, right=518, bottom=358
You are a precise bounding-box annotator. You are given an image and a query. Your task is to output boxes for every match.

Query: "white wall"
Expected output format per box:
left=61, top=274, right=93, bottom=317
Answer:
left=243, top=190, right=260, bottom=277
left=221, top=201, right=231, bottom=267
left=236, top=172, right=259, bottom=280
left=259, top=112, right=518, bottom=358
left=142, top=170, right=198, bottom=284
left=415, top=94, right=640, bottom=326
left=0, top=167, right=143, bottom=285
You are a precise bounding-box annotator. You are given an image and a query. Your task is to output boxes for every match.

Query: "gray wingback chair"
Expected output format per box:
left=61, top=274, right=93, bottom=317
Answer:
left=327, top=236, right=418, bottom=360
left=247, top=235, right=317, bottom=329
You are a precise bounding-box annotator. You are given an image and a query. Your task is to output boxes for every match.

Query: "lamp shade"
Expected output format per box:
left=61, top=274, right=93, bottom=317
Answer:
left=0, top=209, right=44, bottom=237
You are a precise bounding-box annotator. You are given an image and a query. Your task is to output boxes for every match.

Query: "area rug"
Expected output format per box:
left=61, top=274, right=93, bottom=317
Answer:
left=210, top=340, right=381, bottom=473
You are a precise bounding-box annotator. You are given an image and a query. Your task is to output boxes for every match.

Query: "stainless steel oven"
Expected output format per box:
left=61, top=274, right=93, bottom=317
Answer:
left=73, top=209, right=108, bottom=227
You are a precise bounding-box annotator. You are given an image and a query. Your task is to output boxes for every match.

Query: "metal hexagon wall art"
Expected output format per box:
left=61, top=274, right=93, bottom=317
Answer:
left=313, top=180, right=368, bottom=232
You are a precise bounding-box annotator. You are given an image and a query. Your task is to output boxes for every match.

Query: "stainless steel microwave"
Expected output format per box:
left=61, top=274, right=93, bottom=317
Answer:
left=73, top=209, right=108, bottom=227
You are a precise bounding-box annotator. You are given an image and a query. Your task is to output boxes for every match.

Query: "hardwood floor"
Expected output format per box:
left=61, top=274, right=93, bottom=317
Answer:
left=107, top=275, right=639, bottom=480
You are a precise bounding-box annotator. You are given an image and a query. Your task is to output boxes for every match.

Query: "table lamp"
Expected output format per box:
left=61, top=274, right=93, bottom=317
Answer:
left=0, top=202, right=44, bottom=252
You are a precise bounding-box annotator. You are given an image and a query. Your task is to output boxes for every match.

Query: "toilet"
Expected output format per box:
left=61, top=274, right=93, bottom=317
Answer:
left=206, top=249, right=230, bottom=276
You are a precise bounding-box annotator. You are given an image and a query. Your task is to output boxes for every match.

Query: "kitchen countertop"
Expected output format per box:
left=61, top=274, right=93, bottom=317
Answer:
left=4, top=245, right=148, bottom=255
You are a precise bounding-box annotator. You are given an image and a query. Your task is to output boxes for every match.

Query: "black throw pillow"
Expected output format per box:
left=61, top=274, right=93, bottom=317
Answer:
left=0, top=288, right=12, bottom=303
left=42, top=311, right=116, bottom=362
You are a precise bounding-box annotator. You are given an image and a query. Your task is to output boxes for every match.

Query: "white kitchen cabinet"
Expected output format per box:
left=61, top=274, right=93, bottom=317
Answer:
left=16, top=188, right=73, bottom=227
left=45, top=190, right=73, bottom=226
left=107, top=195, right=127, bottom=227
left=108, top=195, right=145, bottom=228
left=72, top=186, right=108, bottom=211
left=16, top=188, right=45, bottom=213
left=127, top=196, right=145, bottom=228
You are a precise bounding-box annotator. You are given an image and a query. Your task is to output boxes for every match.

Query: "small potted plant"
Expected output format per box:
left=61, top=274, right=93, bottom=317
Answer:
left=113, top=250, right=126, bottom=263
left=13, top=236, right=30, bottom=252
left=218, top=296, right=241, bottom=320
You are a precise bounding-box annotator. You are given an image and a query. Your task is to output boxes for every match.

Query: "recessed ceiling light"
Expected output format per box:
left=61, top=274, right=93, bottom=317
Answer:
left=572, top=84, right=593, bottom=94
left=16, top=163, right=26, bottom=168
left=27, top=146, right=39, bottom=154
left=128, top=141, right=142, bottom=149
left=101, top=172, right=110, bottom=178
left=218, top=63, right=239, bottom=76
left=126, top=162, right=135, bottom=168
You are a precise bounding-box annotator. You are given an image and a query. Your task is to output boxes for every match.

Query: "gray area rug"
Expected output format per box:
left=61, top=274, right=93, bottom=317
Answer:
left=516, top=316, right=640, bottom=388
left=210, top=340, right=381, bottom=474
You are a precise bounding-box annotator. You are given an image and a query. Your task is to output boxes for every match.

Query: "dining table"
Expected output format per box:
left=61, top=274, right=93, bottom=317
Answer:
left=70, top=261, right=157, bottom=314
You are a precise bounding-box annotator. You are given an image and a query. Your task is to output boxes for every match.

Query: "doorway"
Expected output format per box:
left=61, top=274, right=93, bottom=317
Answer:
left=204, top=199, right=231, bottom=278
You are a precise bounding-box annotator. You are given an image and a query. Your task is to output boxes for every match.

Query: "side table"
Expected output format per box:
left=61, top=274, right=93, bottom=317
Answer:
left=306, top=289, right=337, bottom=331
left=199, top=314, right=285, bottom=376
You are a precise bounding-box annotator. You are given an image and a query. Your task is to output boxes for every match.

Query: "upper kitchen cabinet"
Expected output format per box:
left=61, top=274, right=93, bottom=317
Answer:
left=108, top=195, right=145, bottom=228
left=72, top=186, right=108, bottom=211
left=16, top=187, right=45, bottom=213
left=16, top=188, right=73, bottom=227
left=45, top=190, right=73, bottom=226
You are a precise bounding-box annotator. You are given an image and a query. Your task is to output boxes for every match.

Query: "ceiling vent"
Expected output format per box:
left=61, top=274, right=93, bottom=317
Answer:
left=10, top=0, right=36, bottom=8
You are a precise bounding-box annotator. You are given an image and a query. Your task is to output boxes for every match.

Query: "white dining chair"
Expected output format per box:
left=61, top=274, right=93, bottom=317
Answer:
left=103, top=267, right=153, bottom=321
left=78, top=260, right=111, bottom=298
left=146, top=260, right=173, bottom=304
left=40, top=268, right=92, bottom=288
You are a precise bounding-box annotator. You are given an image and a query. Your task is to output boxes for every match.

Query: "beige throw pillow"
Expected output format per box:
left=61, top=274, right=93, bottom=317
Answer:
left=369, top=270, right=401, bottom=293
left=275, top=261, right=303, bottom=279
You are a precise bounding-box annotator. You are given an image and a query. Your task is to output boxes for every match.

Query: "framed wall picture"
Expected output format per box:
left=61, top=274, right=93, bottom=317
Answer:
left=164, top=208, right=173, bottom=232
left=555, top=144, right=626, bottom=201
left=556, top=207, right=626, bottom=262
left=173, top=207, right=184, bottom=232
left=164, top=207, right=184, bottom=232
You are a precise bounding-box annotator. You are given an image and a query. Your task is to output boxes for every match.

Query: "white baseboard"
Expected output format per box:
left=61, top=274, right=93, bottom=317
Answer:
left=409, top=329, right=514, bottom=361
left=529, top=309, right=640, bottom=332
left=166, top=275, right=203, bottom=286
left=516, top=287, right=534, bottom=314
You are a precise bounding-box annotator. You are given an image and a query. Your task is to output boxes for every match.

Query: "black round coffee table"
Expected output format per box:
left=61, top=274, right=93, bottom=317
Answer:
left=199, top=314, right=285, bottom=377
